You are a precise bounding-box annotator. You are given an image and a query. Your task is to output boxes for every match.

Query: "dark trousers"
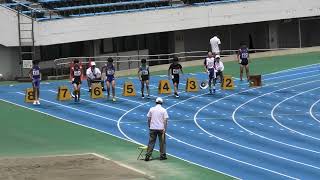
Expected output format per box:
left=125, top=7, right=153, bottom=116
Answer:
left=214, top=71, right=224, bottom=85
left=146, top=129, right=166, bottom=158
left=87, top=78, right=105, bottom=89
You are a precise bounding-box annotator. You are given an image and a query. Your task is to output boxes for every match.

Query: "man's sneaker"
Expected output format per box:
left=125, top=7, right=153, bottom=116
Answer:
left=174, top=93, right=179, bottom=98
left=160, top=156, right=167, bottom=160
left=144, top=156, right=150, bottom=161
left=112, top=97, right=116, bottom=102
left=33, top=101, right=37, bottom=105
left=71, top=93, right=75, bottom=98
left=36, top=100, right=40, bottom=105
left=147, top=95, right=150, bottom=99
left=142, top=94, right=145, bottom=99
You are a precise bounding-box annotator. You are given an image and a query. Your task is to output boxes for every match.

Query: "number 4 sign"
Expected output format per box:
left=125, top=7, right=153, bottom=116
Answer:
left=221, top=75, right=234, bottom=90
left=158, top=80, right=171, bottom=94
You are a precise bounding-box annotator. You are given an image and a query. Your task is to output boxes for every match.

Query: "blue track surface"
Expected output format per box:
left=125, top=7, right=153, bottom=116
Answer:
left=1, top=64, right=320, bottom=179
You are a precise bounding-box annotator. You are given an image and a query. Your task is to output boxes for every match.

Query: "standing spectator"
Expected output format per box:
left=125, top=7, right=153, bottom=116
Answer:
left=209, top=35, right=221, bottom=56
left=145, top=97, right=169, bottom=161
left=86, top=62, right=105, bottom=92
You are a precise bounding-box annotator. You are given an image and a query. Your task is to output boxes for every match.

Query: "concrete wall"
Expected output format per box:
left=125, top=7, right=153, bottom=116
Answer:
left=0, top=6, right=19, bottom=47
left=2, top=0, right=320, bottom=46
left=0, top=45, right=20, bottom=80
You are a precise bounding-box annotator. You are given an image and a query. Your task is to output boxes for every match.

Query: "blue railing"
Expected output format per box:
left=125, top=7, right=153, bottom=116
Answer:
left=1, top=0, right=247, bottom=21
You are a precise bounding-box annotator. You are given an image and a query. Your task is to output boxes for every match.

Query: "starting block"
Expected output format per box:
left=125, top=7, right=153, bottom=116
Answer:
left=123, top=81, right=136, bottom=96
left=25, top=88, right=35, bottom=103
left=186, top=77, right=199, bottom=92
left=91, top=83, right=104, bottom=99
left=137, top=146, right=148, bottom=160
left=249, top=75, right=262, bottom=87
left=158, top=80, right=171, bottom=94
left=221, top=75, right=235, bottom=90
left=57, top=86, right=72, bottom=101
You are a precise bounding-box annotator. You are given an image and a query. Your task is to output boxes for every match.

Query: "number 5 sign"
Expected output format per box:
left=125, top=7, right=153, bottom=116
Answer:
left=57, top=86, right=72, bottom=101
left=123, top=82, right=136, bottom=96
left=91, top=83, right=104, bottom=99
left=221, top=75, right=234, bottom=90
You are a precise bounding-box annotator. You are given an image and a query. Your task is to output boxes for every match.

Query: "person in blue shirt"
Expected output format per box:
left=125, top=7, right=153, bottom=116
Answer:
left=237, top=42, right=250, bottom=81
left=102, top=57, right=116, bottom=101
left=138, top=59, right=150, bottom=99
left=29, top=60, right=41, bottom=105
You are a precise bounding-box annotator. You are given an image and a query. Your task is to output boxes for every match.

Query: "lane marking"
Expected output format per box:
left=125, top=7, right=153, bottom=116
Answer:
left=16, top=92, right=118, bottom=122
left=232, top=79, right=320, bottom=154
left=48, top=90, right=127, bottom=112
left=271, top=87, right=320, bottom=141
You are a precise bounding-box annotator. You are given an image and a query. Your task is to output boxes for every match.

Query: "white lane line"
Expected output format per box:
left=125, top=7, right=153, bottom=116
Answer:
left=117, top=65, right=320, bottom=179
left=232, top=79, right=320, bottom=154
left=16, top=92, right=118, bottom=122
left=310, top=98, right=320, bottom=124
left=48, top=90, right=127, bottom=112
left=196, top=99, right=320, bottom=172
left=271, top=87, right=320, bottom=141
left=81, top=87, right=144, bottom=104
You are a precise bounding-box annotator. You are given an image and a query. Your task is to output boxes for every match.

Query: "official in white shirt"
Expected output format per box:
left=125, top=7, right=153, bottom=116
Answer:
left=86, top=61, right=105, bottom=92
left=214, top=55, right=224, bottom=85
left=145, top=97, right=169, bottom=161
left=209, top=35, right=221, bottom=56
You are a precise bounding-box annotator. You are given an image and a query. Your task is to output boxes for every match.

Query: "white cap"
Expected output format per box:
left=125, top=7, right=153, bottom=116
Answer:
left=91, top=62, right=96, bottom=66
left=215, top=55, right=220, bottom=58
left=156, top=97, right=163, bottom=103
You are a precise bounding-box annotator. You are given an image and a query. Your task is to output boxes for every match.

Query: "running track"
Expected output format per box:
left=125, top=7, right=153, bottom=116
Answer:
left=1, top=63, right=320, bottom=179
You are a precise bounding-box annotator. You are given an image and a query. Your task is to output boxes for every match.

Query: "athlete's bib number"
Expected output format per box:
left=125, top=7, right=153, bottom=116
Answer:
left=207, top=61, right=214, bottom=68
left=74, top=70, right=81, bottom=76
left=173, top=69, right=180, bottom=75
left=33, top=70, right=40, bottom=76
left=241, top=53, right=249, bottom=59
left=142, top=70, right=149, bottom=75
left=107, top=70, right=114, bottom=75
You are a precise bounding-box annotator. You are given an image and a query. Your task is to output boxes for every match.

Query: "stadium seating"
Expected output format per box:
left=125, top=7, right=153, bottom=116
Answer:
left=0, top=0, right=246, bottom=21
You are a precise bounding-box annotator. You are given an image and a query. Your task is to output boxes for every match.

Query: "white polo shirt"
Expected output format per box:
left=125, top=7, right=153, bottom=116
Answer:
left=147, top=104, right=169, bottom=130
left=86, top=67, right=101, bottom=80
left=210, top=36, right=221, bottom=54
left=215, top=61, right=224, bottom=71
